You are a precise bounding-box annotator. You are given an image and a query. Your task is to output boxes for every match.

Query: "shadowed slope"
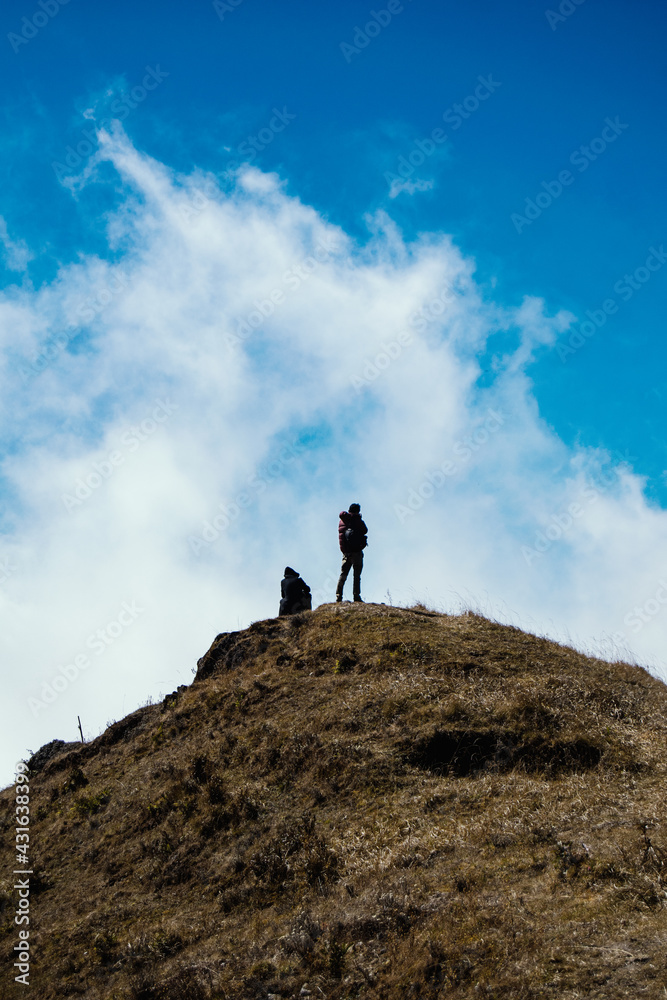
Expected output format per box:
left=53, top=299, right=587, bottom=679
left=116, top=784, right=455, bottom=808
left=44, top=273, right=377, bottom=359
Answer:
left=2, top=603, right=667, bottom=999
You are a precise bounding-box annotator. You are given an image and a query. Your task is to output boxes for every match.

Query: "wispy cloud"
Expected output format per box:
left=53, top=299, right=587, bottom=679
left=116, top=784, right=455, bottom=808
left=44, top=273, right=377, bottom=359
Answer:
left=388, top=177, right=434, bottom=199
left=1, top=125, right=666, bottom=784
left=0, top=217, right=32, bottom=272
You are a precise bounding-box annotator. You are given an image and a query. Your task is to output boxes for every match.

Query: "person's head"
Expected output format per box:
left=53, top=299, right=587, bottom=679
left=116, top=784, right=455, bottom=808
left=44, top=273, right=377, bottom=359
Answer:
left=349, top=502, right=360, bottom=514
left=284, top=566, right=298, bottom=577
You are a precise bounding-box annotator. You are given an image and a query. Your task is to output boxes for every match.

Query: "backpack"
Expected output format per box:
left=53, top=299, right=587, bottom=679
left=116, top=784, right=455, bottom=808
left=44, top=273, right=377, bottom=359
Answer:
left=344, top=526, right=367, bottom=551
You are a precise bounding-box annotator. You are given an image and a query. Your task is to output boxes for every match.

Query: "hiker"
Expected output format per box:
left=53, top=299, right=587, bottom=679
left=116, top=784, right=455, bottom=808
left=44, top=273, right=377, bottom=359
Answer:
left=336, top=502, right=368, bottom=603
left=279, top=567, right=312, bottom=616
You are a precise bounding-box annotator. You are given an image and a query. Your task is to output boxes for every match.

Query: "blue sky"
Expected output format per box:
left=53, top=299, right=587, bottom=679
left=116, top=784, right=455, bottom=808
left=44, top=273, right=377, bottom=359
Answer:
left=3, top=0, right=666, bottom=495
left=1, top=0, right=667, bottom=781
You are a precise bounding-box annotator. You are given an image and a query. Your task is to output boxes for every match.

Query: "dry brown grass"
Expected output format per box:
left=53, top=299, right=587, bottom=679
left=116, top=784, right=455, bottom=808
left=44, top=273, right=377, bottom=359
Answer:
left=2, top=602, right=667, bottom=999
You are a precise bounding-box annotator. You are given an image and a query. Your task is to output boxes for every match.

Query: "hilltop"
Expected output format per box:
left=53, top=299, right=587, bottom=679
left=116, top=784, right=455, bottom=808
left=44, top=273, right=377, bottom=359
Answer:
left=1, top=602, right=667, bottom=999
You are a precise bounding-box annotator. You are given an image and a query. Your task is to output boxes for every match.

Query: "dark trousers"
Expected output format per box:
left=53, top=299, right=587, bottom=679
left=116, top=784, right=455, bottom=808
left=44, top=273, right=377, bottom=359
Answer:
left=336, top=551, right=363, bottom=600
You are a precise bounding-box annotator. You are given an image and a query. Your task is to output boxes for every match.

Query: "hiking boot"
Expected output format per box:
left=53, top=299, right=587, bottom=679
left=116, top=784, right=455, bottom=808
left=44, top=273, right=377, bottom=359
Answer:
left=353, top=596, right=363, bottom=603
left=335, top=596, right=343, bottom=603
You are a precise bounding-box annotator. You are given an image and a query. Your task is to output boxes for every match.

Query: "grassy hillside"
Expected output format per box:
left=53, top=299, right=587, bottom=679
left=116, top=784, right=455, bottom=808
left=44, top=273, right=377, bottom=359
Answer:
left=2, top=603, right=667, bottom=999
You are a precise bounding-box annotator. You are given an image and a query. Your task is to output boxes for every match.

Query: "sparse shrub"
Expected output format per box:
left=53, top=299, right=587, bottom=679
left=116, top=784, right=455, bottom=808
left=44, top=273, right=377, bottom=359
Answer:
left=333, top=652, right=357, bottom=674
left=29, top=869, right=53, bottom=894
left=424, top=792, right=457, bottom=813
left=510, top=694, right=561, bottom=731
left=0, top=888, right=12, bottom=919
left=92, top=928, right=118, bottom=965
left=326, top=938, right=351, bottom=979
left=234, top=787, right=260, bottom=821
left=145, top=778, right=197, bottom=827
left=151, top=930, right=185, bottom=957
left=146, top=793, right=172, bottom=825
left=280, top=909, right=323, bottom=956
left=441, top=695, right=467, bottom=721
left=200, top=804, right=232, bottom=837
left=250, top=840, right=291, bottom=886
left=217, top=882, right=252, bottom=913
left=204, top=689, right=223, bottom=710
left=62, top=767, right=88, bottom=794
left=232, top=686, right=247, bottom=712
left=423, top=941, right=447, bottom=986
left=200, top=785, right=260, bottom=838
left=278, top=732, right=322, bottom=783
left=288, top=611, right=309, bottom=630
left=554, top=839, right=590, bottom=879
left=191, top=754, right=213, bottom=784
left=129, top=965, right=208, bottom=1000
left=581, top=827, right=667, bottom=907
left=73, top=788, right=111, bottom=817
left=125, top=928, right=186, bottom=967
left=173, top=794, right=197, bottom=819
left=248, top=959, right=276, bottom=978
left=489, top=831, right=516, bottom=849
left=248, top=815, right=340, bottom=901
left=453, top=869, right=480, bottom=893
left=150, top=831, right=174, bottom=858
left=301, top=830, right=340, bottom=887
left=290, top=932, right=351, bottom=979
left=206, top=774, right=226, bottom=804
left=530, top=824, right=557, bottom=845
left=381, top=697, right=404, bottom=719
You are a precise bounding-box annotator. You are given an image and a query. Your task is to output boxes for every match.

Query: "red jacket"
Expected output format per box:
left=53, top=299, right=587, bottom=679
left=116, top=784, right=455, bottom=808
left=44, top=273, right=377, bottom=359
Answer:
left=338, top=510, right=368, bottom=553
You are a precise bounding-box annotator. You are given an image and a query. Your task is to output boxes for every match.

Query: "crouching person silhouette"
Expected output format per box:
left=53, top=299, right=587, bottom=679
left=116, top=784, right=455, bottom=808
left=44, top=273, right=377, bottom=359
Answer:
left=279, top=567, right=312, bottom=616
left=336, top=502, right=367, bottom=603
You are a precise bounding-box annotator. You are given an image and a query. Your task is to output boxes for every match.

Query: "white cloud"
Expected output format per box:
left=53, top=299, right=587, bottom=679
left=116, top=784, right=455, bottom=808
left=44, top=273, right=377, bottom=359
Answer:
left=0, top=216, right=32, bottom=272
left=388, top=176, right=435, bottom=199
left=1, top=125, right=666, bottom=785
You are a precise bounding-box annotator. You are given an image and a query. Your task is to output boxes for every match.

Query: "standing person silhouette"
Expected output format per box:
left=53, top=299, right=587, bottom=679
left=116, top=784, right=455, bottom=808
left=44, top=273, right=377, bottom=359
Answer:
left=336, top=503, right=367, bottom=603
